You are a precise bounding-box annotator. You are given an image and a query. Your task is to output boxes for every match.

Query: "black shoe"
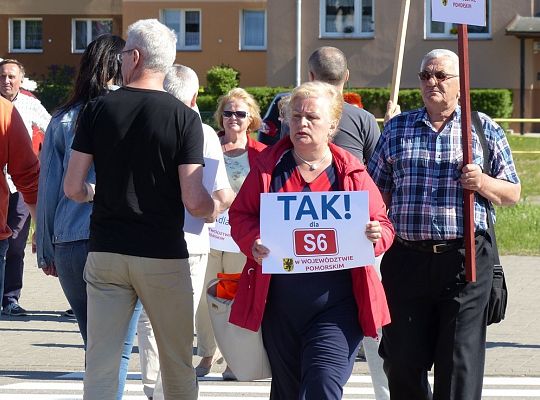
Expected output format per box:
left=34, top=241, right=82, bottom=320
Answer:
left=2, top=303, right=28, bottom=316
left=63, top=308, right=75, bottom=317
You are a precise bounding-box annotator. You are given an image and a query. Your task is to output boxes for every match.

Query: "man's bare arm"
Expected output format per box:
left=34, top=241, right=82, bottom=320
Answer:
left=178, top=164, right=216, bottom=219
left=64, top=151, right=94, bottom=203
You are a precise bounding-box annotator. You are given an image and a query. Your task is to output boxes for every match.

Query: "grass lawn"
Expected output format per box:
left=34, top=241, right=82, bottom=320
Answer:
left=495, top=135, right=540, bottom=255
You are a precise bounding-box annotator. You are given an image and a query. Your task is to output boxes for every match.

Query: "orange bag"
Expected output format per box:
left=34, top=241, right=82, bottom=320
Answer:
left=216, top=273, right=241, bottom=300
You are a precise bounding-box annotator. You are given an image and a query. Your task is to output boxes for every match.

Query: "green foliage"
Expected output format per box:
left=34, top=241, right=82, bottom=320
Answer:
left=496, top=135, right=540, bottom=255
left=345, top=88, right=513, bottom=119
left=495, top=203, right=540, bottom=255
left=506, top=136, right=540, bottom=202
left=35, top=65, right=75, bottom=113
left=199, top=86, right=514, bottom=122
left=206, top=65, right=240, bottom=96
left=197, top=87, right=292, bottom=120
left=470, top=89, right=513, bottom=119
left=506, top=135, right=540, bottom=151
left=197, top=94, right=218, bottom=112
left=245, top=86, right=292, bottom=115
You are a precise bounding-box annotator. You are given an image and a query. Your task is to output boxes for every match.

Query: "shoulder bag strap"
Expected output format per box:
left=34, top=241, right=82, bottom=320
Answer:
left=471, top=111, right=500, bottom=264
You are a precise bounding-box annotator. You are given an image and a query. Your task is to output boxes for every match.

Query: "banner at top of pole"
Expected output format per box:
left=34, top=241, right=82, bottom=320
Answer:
left=432, top=0, right=486, bottom=26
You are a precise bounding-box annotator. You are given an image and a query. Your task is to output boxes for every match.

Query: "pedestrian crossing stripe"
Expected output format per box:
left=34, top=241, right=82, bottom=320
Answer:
left=52, top=372, right=540, bottom=386
left=2, top=376, right=540, bottom=398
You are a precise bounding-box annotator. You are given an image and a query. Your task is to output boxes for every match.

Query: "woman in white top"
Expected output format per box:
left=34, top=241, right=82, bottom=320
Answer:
left=195, top=88, right=266, bottom=380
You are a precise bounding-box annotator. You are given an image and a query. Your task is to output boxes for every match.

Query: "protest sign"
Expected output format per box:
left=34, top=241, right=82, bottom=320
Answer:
left=209, top=209, right=241, bottom=253
left=260, top=191, right=375, bottom=274
left=432, top=0, right=486, bottom=27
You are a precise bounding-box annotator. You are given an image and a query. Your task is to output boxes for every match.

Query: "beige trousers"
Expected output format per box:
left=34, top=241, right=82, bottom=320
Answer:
left=83, top=252, right=197, bottom=400
left=195, top=248, right=246, bottom=357
left=137, top=252, right=209, bottom=399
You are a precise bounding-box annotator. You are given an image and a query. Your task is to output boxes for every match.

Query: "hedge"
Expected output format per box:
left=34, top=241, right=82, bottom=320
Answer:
left=198, top=87, right=513, bottom=120
left=341, top=88, right=513, bottom=119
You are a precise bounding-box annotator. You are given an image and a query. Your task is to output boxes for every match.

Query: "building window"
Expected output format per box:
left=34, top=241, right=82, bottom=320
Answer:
left=320, top=0, right=374, bottom=38
left=425, top=0, right=491, bottom=39
left=161, top=9, right=201, bottom=50
left=72, top=19, right=113, bottom=53
left=9, top=19, right=43, bottom=52
left=241, top=10, right=266, bottom=50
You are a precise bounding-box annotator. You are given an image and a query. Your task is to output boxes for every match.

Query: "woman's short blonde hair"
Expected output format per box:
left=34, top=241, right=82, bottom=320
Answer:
left=284, top=81, right=343, bottom=138
left=214, top=88, right=262, bottom=133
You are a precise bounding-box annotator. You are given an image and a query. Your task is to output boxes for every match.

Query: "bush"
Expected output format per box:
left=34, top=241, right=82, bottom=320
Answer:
left=197, top=94, right=218, bottom=112
left=347, top=88, right=513, bottom=118
left=470, top=89, right=513, bottom=119
left=35, top=65, right=75, bottom=113
left=197, top=87, right=514, bottom=127
left=206, top=65, right=240, bottom=97
left=198, top=87, right=292, bottom=119
left=245, top=87, right=292, bottom=115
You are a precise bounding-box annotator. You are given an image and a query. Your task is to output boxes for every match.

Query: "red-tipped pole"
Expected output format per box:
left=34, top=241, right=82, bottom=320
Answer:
left=457, top=24, right=476, bottom=282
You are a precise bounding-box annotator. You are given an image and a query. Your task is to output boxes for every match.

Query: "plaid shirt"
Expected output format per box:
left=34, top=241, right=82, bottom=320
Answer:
left=367, top=106, right=519, bottom=241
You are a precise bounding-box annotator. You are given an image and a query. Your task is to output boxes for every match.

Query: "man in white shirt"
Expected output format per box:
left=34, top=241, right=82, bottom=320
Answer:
left=137, top=64, right=234, bottom=400
left=0, top=59, right=51, bottom=316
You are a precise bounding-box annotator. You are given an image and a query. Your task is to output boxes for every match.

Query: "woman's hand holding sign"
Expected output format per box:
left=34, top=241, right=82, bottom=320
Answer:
left=365, top=220, right=382, bottom=244
left=252, top=238, right=270, bottom=265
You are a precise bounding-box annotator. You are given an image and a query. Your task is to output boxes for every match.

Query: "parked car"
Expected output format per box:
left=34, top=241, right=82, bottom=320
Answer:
left=257, top=92, right=290, bottom=146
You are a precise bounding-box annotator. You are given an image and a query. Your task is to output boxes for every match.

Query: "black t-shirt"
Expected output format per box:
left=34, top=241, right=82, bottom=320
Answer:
left=72, top=86, right=204, bottom=259
left=333, top=102, right=381, bottom=165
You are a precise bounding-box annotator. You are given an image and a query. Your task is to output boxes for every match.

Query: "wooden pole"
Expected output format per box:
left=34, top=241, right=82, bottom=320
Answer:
left=457, top=24, right=476, bottom=282
left=389, top=0, right=410, bottom=105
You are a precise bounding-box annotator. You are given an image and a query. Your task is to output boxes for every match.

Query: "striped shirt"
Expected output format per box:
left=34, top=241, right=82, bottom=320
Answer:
left=367, top=106, right=519, bottom=241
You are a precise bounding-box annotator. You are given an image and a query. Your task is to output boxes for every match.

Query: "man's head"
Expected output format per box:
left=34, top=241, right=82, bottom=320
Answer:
left=307, top=46, right=349, bottom=91
left=419, top=49, right=460, bottom=114
left=164, top=65, right=199, bottom=108
left=0, top=59, right=25, bottom=101
left=121, top=19, right=177, bottom=84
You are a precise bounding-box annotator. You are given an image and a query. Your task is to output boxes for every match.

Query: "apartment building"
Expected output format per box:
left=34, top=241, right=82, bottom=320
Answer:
left=1, top=0, right=539, bottom=127
left=0, top=0, right=267, bottom=86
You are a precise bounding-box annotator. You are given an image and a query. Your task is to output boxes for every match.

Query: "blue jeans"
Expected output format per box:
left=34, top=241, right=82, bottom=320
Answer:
left=0, top=239, right=10, bottom=317
left=54, top=240, right=142, bottom=399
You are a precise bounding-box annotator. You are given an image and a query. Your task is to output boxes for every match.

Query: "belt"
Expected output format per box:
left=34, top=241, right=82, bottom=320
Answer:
left=394, top=236, right=463, bottom=254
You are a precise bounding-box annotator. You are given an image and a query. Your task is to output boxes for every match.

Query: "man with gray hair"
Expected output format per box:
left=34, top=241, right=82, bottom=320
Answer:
left=64, top=19, right=216, bottom=400
left=368, top=49, right=520, bottom=400
left=136, top=65, right=234, bottom=400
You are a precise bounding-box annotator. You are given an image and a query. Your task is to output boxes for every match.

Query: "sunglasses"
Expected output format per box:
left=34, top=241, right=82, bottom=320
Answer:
left=222, top=110, right=250, bottom=119
left=418, top=70, right=459, bottom=82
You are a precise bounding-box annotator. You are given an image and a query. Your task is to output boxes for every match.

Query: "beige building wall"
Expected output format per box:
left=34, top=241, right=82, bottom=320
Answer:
left=1, top=14, right=122, bottom=78
left=1, top=0, right=123, bottom=78
left=266, top=0, right=537, bottom=128
left=122, top=0, right=267, bottom=87
left=1, top=0, right=122, bottom=14
left=267, top=0, right=530, bottom=88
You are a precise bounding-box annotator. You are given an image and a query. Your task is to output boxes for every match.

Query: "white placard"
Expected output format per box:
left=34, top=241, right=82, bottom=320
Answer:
left=183, top=157, right=219, bottom=235
left=209, top=209, right=241, bottom=253
left=432, top=0, right=486, bottom=26
left=260, top=191, right=375, bottom=274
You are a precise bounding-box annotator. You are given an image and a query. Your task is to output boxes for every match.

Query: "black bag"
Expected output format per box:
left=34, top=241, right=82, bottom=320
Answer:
left=487, top=264, right=507, bottom=324
left=472, top=112, right=508, bottom=325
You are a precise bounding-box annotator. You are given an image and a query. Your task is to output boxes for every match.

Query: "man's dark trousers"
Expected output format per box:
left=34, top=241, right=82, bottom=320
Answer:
left=2, top=192, right=31, bottom=307
left=379, top=234, right=493, bottom=400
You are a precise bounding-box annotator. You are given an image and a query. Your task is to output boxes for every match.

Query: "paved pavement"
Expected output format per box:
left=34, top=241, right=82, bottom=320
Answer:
left=0, top=246, right=539, bottom=398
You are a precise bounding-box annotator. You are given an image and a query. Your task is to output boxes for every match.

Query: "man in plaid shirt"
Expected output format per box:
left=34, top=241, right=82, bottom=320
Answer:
left=368, top=49, right=520, bottom=400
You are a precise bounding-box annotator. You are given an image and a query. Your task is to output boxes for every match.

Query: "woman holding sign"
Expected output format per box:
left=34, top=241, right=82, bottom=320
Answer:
left=228, top=81, right=394, bottom=399
left=195, top=88, right=266, bottom=380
